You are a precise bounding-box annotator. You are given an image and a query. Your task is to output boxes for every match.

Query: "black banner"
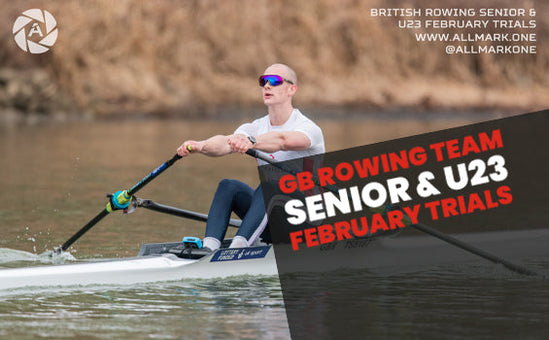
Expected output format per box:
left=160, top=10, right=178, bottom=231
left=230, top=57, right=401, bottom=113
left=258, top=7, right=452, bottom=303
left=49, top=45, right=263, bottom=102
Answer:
left=260, top=111, right=548, bottom=339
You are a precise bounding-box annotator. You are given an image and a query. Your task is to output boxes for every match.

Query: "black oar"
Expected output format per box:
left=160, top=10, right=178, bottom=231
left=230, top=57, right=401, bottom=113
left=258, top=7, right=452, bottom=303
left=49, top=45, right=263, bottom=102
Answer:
left=133, top=198, right=242, bottom=228
left=245, top=149, right=541, bottom=277
left=54, top=154, right=182, bottom=254
left=412, top=223, right=539, bottom=276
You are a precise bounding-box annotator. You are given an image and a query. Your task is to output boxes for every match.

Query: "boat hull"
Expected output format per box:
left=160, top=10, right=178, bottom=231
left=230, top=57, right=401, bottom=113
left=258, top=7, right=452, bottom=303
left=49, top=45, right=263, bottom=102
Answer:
left=1, top=228, right=548, bottom=290
left=0, top=245, right=277, bottom=290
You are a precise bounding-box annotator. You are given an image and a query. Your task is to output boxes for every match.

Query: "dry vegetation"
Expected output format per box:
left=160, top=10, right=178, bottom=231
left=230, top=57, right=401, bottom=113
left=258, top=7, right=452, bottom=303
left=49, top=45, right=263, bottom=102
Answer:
left=0, top=0, right=547, bottom=117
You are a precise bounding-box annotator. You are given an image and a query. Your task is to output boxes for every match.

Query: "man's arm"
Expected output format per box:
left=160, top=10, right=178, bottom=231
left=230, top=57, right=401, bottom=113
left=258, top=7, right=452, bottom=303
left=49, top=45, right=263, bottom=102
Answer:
left=177, top=135, right=233, bottom=157
left=228, top=131, right=310, bottom=154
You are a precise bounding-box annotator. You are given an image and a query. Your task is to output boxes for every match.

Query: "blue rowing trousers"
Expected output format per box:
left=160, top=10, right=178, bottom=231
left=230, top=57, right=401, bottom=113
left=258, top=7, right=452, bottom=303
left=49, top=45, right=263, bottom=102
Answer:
left=205, top=179, right=268, bottom=244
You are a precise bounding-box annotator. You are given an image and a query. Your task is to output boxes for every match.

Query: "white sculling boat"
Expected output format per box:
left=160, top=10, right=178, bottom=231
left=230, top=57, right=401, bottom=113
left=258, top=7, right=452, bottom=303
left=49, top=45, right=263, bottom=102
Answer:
left=0, top=241, right=277, bottom=291
left=4, top=229, right=549, bottom=290
left=2, top=227, right=548, bottom=291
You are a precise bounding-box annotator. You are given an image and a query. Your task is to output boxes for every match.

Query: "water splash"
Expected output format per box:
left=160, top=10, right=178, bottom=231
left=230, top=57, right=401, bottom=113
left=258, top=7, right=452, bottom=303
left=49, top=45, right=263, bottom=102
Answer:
left=0, top=248, right=38, bottom=264
left=0, top=247, right=76, bottom=266
left=39, top=249, right=77, bottom=264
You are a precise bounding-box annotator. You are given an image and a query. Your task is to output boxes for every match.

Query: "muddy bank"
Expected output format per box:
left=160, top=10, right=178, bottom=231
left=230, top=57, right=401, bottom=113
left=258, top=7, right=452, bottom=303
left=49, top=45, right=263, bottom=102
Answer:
left=0, top=0, right=547, bottom=119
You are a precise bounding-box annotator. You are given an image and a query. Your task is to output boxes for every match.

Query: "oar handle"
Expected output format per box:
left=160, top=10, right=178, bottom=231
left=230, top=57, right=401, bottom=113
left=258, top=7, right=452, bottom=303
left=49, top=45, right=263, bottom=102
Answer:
left=246, top=149, right=299, bottom=175
left=245, top=148, right=259, bottom=158
left=246, top=149, right=271, bottom=164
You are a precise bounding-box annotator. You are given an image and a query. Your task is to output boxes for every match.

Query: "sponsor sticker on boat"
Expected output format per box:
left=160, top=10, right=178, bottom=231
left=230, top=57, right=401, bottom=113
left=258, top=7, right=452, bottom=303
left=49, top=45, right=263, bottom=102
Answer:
left=210, top=246, right=270, bottom=262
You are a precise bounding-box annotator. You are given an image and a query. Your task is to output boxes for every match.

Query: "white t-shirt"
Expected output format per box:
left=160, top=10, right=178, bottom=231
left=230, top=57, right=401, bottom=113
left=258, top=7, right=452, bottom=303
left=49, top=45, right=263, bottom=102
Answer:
left=234, top=109, right=325, bottom=164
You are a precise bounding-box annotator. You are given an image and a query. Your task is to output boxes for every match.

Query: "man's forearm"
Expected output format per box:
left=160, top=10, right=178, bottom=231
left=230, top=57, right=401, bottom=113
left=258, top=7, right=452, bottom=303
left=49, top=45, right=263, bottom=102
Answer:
left=201, top=135, right=233, bottom=156
left=255, top=131, right=310, bottom=153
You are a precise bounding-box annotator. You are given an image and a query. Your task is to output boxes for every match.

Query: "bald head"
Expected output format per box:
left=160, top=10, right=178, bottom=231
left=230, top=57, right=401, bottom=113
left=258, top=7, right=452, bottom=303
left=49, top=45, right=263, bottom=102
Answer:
left=263, top=63, right=298, bottom=86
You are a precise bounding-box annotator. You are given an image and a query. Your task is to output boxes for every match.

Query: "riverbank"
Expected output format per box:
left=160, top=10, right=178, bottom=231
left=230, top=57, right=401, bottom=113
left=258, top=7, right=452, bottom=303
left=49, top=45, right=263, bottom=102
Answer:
left=0, top=65, right=544, bottom=126
left=1, top=0, right=547, bottom=119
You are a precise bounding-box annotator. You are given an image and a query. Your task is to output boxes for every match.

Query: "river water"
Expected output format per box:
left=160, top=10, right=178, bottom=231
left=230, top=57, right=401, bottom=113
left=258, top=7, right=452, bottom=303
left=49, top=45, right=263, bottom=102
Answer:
left=1, top=113, right=547, bottom=339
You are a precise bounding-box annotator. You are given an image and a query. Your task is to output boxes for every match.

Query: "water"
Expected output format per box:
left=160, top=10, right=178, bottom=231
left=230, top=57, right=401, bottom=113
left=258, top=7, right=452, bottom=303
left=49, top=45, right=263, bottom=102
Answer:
left=0, top=277, right=288, bottom=339
left=3, top=113, right=543, bottom=339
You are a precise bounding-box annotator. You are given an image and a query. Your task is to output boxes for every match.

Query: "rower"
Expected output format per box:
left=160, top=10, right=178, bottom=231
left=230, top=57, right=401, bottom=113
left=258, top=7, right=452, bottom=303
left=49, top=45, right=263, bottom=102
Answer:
left=176, top=63, right=325, bottom=252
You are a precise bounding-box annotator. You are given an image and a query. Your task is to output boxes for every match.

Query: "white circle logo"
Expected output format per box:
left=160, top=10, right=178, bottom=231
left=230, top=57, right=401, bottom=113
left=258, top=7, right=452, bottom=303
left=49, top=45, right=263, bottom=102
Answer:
left=12, top=9, right=58, bottom=54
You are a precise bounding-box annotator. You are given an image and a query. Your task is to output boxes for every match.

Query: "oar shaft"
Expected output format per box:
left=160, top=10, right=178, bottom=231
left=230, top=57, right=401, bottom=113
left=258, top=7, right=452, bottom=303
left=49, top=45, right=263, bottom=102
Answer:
left=58, top=209, right=109, bottom=253
left=413, top=223, right=539, bottom=276
left=137, top=199, right=242, bottom=228
left=57, top=154, right=182, bottom=253
left=128, top=154, right=182, bottom=196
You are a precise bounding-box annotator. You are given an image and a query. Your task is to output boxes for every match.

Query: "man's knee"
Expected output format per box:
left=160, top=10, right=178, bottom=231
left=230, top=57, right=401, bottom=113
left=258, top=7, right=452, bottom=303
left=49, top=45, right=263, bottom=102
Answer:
left=217, top=179, right=239, bottom=192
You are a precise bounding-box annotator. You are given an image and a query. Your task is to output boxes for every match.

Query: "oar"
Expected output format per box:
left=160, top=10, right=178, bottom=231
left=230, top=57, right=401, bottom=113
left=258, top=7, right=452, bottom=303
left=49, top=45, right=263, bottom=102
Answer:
left=412, top=223, right=539, bottom=276
left=245, top=149, right=542, bottom=277
left=54, top=154, right=182, bottom=254
left=133, top=198, right=242, bottom=228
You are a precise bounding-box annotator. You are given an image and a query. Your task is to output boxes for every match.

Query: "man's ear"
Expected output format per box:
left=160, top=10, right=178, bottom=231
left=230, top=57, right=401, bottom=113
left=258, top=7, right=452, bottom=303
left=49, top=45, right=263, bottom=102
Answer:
left=288, top=84, right=297, bottom=97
